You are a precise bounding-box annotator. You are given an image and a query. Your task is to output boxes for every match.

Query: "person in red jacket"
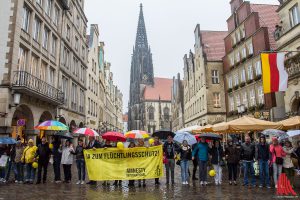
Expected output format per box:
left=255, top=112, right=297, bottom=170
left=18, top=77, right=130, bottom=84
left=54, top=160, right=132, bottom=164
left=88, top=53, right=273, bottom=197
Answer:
left=269, top=137, right=286, bottom=188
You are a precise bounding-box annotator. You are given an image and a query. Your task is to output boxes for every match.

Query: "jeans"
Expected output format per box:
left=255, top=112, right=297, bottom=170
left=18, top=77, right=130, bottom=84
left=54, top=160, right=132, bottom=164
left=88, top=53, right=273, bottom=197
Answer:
left=180, top=160, right=189, bottom=182
left=165, top=159, right=175, bottom=183
left=259, top=160, right=270, bottom=187
left=192, top=159, right=198, bottom=178
left=273, top=163, right=282, bottom=186
left=14, top=162, right=24, bottom=182
left=76, top=159, right=85, bottom=181
left=227, top=163, right=238, bottom=181
left=5, top=159, right=12, bottom=181
left=198, top=160, right=207, bottom=182
left=25, top=163, right=36, bottom=182
left=213, top=164, right=222, bottom=184
left=53, top=159, right=61, bottom=181
left=37, top=162, right=48, bottom=183
left=243, top=161, right=256, bottom=186
left=0, top=167, right=5, bottom=179
left=63, top=164, right=72, bottom=182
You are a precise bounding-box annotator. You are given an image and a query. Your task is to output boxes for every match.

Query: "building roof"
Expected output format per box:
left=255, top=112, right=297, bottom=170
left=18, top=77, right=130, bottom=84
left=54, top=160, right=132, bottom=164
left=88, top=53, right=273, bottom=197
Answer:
left=143, top=77, right=173, bottom=101
left=200, top=31, right=227, bottom=61
left=250, top=4, right=279, bottom=50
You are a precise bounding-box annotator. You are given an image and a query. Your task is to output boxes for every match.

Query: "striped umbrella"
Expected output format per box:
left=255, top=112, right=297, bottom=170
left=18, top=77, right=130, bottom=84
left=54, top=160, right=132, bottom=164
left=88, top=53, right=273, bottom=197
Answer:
left=125, top=130, right=149, bottom=139
left=35, top=120, right=68, bottom=131
left=73, top=128, right=99, bottom=137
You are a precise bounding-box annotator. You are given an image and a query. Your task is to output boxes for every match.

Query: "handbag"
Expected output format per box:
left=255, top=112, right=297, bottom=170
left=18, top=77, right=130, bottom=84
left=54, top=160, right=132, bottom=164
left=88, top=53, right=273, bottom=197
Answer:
left=273, top=148, right=283, bottom=165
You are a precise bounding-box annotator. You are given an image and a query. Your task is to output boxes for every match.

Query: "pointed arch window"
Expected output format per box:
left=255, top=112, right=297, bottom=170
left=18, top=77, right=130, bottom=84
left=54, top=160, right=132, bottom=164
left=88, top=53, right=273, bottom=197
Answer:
left=149, top=106, right=154, bottom=120
left=164, top=107, right=170, bottom=121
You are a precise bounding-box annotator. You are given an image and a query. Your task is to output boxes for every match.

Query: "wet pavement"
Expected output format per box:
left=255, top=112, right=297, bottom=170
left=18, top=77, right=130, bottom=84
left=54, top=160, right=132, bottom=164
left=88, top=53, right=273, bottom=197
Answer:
left=0, top=165, right=299, bottom=200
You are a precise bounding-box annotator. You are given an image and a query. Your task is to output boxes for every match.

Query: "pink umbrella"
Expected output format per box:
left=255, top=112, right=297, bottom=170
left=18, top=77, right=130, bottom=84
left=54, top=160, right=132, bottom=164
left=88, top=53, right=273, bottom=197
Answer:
left=73, top=128, right=99, bottom=137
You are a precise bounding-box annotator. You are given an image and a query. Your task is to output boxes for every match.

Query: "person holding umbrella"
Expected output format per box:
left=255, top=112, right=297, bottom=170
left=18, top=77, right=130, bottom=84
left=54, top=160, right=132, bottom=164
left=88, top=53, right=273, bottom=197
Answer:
left=192, top=137, right=209, bottom=186
left=163, top=134, right=179, bottom=185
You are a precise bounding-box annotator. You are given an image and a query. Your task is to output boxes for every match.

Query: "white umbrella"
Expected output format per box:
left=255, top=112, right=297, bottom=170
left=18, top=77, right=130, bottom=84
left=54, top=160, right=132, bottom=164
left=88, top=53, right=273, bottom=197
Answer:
left=174, top=131, right=197, bottom=145
left=287, top=130, right=300, bottom=137
left=262, top=129, right=286, bottom=137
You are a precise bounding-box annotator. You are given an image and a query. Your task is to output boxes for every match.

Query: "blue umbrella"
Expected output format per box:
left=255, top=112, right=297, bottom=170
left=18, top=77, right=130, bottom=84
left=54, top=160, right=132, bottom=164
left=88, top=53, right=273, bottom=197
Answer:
left=174, top=131, right=197, bottom=145
left=0, top=137, right=17, bottom=145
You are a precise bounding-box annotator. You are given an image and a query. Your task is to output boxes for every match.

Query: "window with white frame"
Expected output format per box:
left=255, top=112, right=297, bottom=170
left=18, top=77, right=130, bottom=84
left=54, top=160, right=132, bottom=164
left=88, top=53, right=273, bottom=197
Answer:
left=202, top=95, right=205, bottom=111
left=241, top=27, right=246, bottom=39
left=63, top=47, right=70, bottom=68
left=212, top=70, right=219, bottom=84
left=236, top=52, right=240, bottom=63
left=236, top=31, right=241, bottom=42
left=79, top=89, right=84, bottom=113
left=33, top=17, right=41, bottom=41
left=242, top=92, right=248, bottom=107
left=66, top=25, right=70, bottom=41
left=71, top=82, right=78, bottom=110
left=234, top=74, right=239, bottom=86
left=248, top=43, right=253, bottom=55
left=45, top=0, right=52, bottom=16
left=213, top=92, right=221, bottom=108
left=232, top=34, right=236, bottom=46
left=249, top=89, right=256, bottom=106
left=36, top=0, right=42, bottom=6
left=258, top=86, right=264, bottom=104
left=42, top=27, right=50, bottom=49
left=242, top=47, right=247, bottom=58
left=235, top=94, right=241, bottom=107
left=228, top=76, right=233, bottom=88
left=255, top=61, right=262, bottom=76
left=229, top=96, right=234, bottom=111
left=75, top=36, right=79, bottom=51
left=30, top=55, right=38, bottom=77
left=40, top=62, right=46, bottom=81
left=289, top=4, right=300, bottom=27
left=53, top=5, right=59, bottom=25
left=18, top=47, right=27, bottom=71
left=247, top=65, right=253, bottom=80
left=230, top=55, right=235, bottom=66
left=241, top=69, right=246, bottom=83
left=48, top=67, right=55, bottom=85
left=22, top=6, right=31, bottom=32
left=51, top=35, right=57, bottom=56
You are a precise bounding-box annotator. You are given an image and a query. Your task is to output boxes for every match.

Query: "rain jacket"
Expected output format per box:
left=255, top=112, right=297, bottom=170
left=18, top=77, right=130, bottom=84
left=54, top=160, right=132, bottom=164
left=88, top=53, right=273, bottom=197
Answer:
left=22, top=145, right=38, bottom=164
left=270, top=144, right=286, bottom=164
left=192, top=142, right=209, bottom=162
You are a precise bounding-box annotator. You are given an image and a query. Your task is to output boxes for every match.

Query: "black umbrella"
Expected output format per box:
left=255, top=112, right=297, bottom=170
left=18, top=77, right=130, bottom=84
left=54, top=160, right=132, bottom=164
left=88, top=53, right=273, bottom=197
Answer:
left=152, top=129, right=175, bottom=140
left=54, top=131, right=74, bottom=139
left=198, top=133, right=222, bottom=140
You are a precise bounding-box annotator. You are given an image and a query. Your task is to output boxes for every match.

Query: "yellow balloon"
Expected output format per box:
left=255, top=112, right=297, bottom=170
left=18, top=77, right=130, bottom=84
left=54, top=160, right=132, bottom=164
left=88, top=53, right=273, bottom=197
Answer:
left=149, top=138, right=154, bottom=145
left=117, top=142, right=124, bottom=150
left=209, top=169, right=216, bottom=177
left=32, top=162, right=38, bottom=169
left=49, top=143, right=53, bottom=149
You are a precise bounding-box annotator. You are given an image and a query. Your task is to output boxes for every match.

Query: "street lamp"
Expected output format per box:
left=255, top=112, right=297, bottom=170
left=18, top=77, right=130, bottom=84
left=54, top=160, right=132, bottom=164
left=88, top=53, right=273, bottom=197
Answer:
left=237, top=104, right=245, bottom=117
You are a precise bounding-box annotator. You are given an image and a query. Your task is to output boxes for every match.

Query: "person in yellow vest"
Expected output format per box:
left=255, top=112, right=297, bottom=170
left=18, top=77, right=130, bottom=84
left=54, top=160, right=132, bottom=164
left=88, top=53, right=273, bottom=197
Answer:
left=21, top=139, right=37, bottom=184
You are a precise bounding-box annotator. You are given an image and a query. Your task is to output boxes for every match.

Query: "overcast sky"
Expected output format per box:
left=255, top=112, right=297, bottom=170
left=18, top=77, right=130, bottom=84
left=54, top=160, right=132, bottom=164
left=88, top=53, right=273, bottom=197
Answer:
left=85, top=0, right=278, bottom=112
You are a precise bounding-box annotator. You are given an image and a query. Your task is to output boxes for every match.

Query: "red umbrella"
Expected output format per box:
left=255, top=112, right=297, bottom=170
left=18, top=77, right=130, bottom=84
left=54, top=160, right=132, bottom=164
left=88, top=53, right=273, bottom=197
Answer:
left=102, top=131, right=126, bottom=142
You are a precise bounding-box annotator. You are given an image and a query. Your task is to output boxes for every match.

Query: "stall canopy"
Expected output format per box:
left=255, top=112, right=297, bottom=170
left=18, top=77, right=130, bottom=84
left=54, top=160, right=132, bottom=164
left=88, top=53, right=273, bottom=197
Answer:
left=279, top=116, right=300, bottom=130
left=212, top=116, right=282, bottom=132
left=178, top=125, right=202, bottom=133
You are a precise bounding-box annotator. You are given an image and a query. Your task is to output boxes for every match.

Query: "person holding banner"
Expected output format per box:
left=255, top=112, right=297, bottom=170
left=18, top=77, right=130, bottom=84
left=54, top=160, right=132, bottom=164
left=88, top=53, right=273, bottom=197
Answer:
left=102, top=140, right=112, bottom=186
left=152, top=136, right=161, bottom=185
left=71, top=139, right=86, bottom=185
left=86, top=136, right=102, bottom=185
left=137, top=139, right=147, bottom=187
left=163, top=135, right=179, bottom=185
left=128, top=141, right=136, bottom=187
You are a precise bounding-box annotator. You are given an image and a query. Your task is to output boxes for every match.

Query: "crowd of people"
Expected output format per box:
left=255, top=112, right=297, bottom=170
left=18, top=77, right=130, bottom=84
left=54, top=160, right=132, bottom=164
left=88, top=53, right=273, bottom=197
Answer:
left=163, top=134, right=300, bottom=188
left=0, top=133, right=300, bottom=190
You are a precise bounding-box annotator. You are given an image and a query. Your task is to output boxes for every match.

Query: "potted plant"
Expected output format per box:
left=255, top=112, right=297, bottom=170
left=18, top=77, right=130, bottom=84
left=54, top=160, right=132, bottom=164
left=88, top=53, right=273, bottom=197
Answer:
left=246, top=79, right=253, bottom=84
left=257, top=103, right=265, bottom=110
left=233, top=85, right=239, bottom=90
left=227, top=88, right=233, bottom=93
left=248, top=106, right=256, bottom=112
left=254, top=74, right=262, bottom=81
left=240, top=82, right=246, bottom=87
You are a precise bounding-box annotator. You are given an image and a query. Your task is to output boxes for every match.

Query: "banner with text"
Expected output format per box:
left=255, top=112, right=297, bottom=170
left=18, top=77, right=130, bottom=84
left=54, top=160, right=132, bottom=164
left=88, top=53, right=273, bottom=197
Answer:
left=84, top=145, right=163, bottom=180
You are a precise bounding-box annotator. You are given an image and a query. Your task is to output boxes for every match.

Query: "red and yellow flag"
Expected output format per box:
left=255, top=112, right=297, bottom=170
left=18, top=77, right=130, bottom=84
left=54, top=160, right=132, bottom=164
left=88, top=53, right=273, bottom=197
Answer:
left=261, top=53, right=288, bottom=94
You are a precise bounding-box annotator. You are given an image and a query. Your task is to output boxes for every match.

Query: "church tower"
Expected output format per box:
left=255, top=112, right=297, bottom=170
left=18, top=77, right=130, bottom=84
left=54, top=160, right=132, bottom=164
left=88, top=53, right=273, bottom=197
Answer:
left=128, top=4, right=154, bottom=130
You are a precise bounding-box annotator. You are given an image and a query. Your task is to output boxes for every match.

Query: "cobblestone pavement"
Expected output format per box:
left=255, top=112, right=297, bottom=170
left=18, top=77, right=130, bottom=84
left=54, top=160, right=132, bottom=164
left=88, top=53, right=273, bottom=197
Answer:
left=0, top=165, right=299, bottom=200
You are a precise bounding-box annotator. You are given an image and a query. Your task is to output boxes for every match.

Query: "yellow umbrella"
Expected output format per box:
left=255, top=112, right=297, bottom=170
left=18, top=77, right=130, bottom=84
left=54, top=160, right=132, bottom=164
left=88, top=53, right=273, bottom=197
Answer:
left=213, top=116, right=282, bottom=132
left=279, top=116, right=300, bottom=130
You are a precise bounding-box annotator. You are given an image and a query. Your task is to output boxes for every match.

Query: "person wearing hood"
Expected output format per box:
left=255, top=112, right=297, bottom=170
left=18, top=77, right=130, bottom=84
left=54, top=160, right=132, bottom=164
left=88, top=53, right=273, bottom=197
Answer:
left=256, top=135, right=270, bottom=189
left=209, top=140, right=224, bottom=185
left=35, top=136, right=51, bottom=184
left=270, top=137, right=286, bottom=188
left=225, top=139, right=240, bottom=185
left=22, top=139, right=37, bottom=184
